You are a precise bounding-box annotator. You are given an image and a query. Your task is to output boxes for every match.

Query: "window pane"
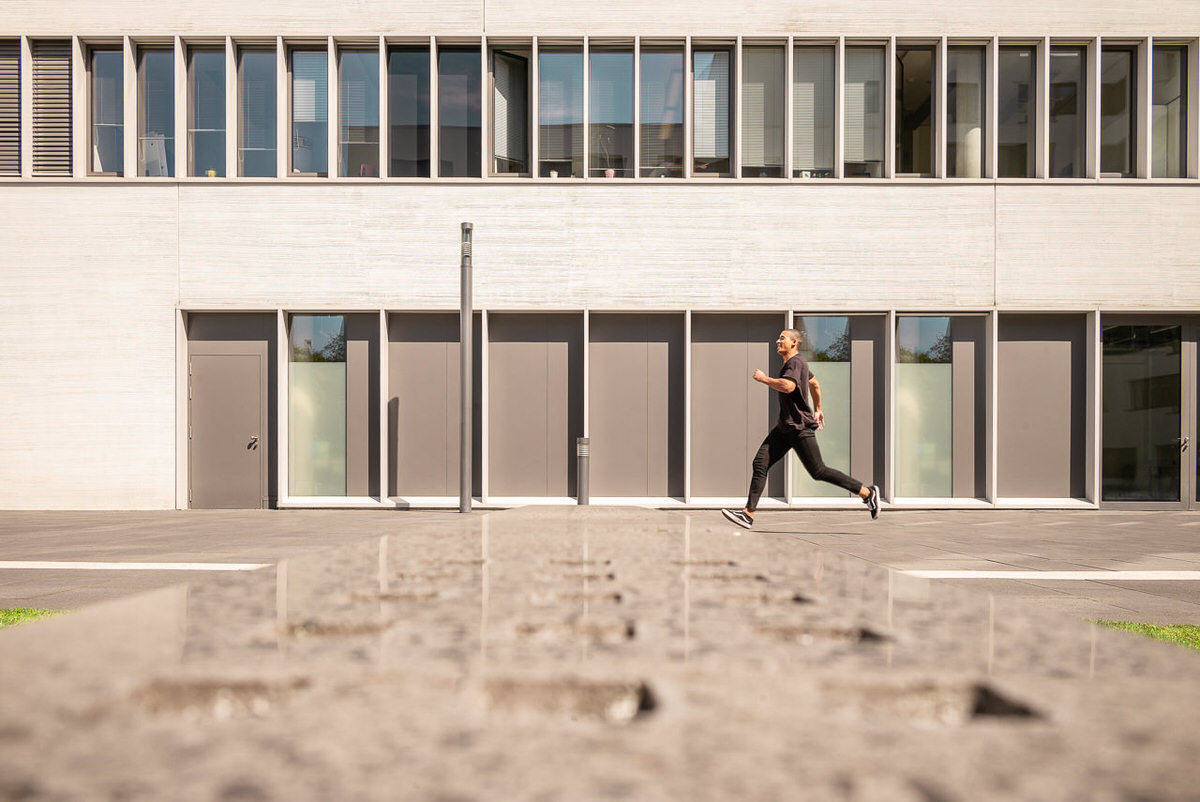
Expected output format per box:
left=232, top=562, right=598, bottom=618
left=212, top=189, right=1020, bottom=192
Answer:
left=138, top=49, right=173, bottom=176
left=792, top=46, right=834, bottom=177
left=896, top=47, right=933, bottom=175
left=493, top=49, right=528, bottom=174
left=1101, top=48, right=1135, bottom=176
left=947, top=46, right=985, bottom=178
left=290, top=50, right=327, bottom=176
left=792, top=317, right=851, bottom=498
left=1049, top=46, right=1086, bottom=178
left=998, top=46, right=1035, bottom=178
left=388, top=47, right=429, bottom=177
left=589, top=48, right=633, bottom=177
left=290, top=315, right=347, bottom=497
left=238, top=49, right=276, bottom=177
left=639, top=48, right=683, bottom=177
left=1102, top=325, right=1182, bottom=501
left=896, top=316, right=953, bottom=497
left=844, top=46, right=884, bottom=177
left=0, top=41, right=18, bottom=176
left=741, top=46, right=784, bottom=177
left=339, top=49, right=379, bottom=177
left=692, top=49, right=731, bottom=175
left=539, top=48, right=582, bottom=177
left=1152, top=46, right=1187, bottom=178
left=189, top=49, right=225, bottom=177
left=438, top=47, right=481, bottom=178
left=90, top=49, right=123, bottom=174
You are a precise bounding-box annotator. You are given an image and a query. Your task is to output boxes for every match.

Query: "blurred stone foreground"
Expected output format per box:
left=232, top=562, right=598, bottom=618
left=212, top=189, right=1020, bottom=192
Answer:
left=1, top=506, right=1198, bottom=801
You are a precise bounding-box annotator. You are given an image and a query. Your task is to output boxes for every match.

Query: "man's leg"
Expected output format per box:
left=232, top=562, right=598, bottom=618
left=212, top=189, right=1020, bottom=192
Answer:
left=793, top=432, right=867, bottom=495
left=744, top=427, right=792, bottom=514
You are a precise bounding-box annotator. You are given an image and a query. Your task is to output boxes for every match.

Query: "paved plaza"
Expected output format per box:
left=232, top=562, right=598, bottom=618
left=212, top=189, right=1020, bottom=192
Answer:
left=0, top=506, right=1199, bottom=800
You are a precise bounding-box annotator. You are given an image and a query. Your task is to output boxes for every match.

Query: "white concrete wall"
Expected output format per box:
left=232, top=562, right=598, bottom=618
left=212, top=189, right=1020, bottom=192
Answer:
left=1, top=182, right=1198, bottom=508
left=6, top=0, right=1200, bottom=36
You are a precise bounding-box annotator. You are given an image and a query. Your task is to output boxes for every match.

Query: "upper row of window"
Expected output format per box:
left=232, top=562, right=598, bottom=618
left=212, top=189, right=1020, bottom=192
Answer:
left=0, top=38, right=1191, bottom=179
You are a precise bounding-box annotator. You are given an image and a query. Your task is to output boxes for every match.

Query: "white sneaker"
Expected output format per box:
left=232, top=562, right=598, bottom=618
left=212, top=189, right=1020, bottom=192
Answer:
left=721, top=508, right=754, bottom=531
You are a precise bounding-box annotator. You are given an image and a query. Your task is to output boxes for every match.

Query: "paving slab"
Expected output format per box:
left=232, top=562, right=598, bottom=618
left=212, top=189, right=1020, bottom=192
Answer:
left=2, top=507, right=1200, bottom=800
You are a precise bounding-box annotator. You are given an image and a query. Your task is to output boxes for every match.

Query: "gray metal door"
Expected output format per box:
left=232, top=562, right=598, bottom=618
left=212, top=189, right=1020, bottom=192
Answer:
left=189, top=349, right=267, bottom=508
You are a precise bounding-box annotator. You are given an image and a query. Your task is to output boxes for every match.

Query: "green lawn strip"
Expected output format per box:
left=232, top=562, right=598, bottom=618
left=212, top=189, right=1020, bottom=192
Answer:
left=0, top=608, right=66, bottom=629
left=1096, top=620, right=1200, bottom=651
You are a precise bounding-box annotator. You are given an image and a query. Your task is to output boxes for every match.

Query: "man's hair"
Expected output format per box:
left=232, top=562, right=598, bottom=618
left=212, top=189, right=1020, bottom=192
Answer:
left=781, top=328, right=802, bottom=345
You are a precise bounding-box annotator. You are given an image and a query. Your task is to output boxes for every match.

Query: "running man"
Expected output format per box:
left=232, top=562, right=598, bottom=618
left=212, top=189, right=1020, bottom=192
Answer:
left=722, top=329, right=879, bottom=530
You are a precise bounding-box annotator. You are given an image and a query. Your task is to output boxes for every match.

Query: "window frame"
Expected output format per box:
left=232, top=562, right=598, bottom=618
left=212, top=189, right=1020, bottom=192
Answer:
left=287, top=44, right=329, bottom=178
left=186, top=43, right=228, bottom=178
left=236, top=43, right=278, bottom=178
left=488, top=43, right=532, bottom=178
left=87, top=43, right=124, bottom=177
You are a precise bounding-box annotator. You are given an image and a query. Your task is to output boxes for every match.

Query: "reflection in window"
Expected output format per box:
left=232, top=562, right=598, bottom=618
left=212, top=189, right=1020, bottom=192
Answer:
left=188, top=49, right=225, bottom=177
left=998, top=46, right=1035, bottom=178
left=589, top=48, right=633, bottom=177
left=439, top=47, right=481, bottom=177
left=741, top=46, right=784, bottom=177
left=339, top=49, right=379, bottom=177
left=1049, top=47, right=1085, bottom=178
left=290, top=50, right=327, bottom=176
left=896, top=47, right=933, bottom=175
left=492, top=49, right=528, bottom=174
left=539, top=48, right=583, bottom=177
left=639, top=48, right=683, bottom=177
left=844, top=46, right=884, bottom=178
left=947, top=46, right=985, bottom=178
left=693, top=49, right=731, bottom=176
left=290, top=315, right=347, bottom=497
left=793, top=46, right=834, bottom=178
left=388, top=47, right=429, bottom=177
left=1101, top=47, right=1135, bottom=176
left=896, top=317, right=952, bottom=497
left=793, top=317, right=851, bottom=498
left=1152, top=46, right=1188, bottom=178
left=238, top=49, right=276, bottom=177
left=90, top=49, right=123, bottom=175
left=138, top=49, right=174, bottom=176
left=1102, top=325, right=1182, bottom=501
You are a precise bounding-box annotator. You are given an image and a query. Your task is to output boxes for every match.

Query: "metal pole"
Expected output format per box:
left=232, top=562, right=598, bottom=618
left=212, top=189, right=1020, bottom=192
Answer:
left=576, top=437, right=590, bottom=505
left=460, top=222, right=473, bottom=513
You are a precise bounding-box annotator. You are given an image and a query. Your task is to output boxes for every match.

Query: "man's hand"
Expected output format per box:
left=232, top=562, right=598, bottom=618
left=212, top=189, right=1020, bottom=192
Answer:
left=814, top=409, right=825, bottom=430
left=753, top=369, right=768, bottom=384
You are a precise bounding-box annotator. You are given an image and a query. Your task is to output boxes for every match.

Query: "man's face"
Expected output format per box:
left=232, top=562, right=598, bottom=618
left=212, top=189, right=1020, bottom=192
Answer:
left=776, top=331, right=798, bottom=355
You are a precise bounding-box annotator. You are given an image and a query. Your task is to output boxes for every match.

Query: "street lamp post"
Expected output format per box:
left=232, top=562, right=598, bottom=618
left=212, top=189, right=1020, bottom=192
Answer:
left=460, top=222, right=473, bottom=513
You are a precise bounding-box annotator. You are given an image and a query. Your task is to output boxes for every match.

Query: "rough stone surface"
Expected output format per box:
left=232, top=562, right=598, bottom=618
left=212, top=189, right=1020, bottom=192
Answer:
left=1, top=506, right=1199, bottom=800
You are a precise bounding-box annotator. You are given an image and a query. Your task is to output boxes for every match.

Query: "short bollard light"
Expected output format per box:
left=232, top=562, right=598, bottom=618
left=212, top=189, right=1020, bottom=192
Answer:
left=576, top=437, right=590, bottom=506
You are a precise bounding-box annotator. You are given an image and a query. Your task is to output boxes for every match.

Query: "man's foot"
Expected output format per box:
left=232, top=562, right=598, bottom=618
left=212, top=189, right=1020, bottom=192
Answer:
left=721, top=508, right=754, bottom=531
left=864, top=485, right=881, bottom=520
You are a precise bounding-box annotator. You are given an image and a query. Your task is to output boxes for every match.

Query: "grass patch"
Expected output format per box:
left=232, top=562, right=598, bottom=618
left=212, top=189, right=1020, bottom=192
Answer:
left=1096, top=621, right=1200, bottom=651
left=0, top=608, right=65, bottom=629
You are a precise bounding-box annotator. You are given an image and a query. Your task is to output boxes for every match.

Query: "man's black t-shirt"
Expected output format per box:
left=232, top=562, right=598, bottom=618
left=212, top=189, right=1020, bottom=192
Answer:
left=777, top=354, right=818, bottom=432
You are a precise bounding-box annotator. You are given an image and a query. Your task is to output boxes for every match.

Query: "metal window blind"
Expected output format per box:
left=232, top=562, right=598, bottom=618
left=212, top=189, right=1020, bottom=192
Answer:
left=292, top=51, right=327, bottom=124
left=844, top=48, right=883, bottom=163
left=742, top=48, right=783, bottom=168
left=339, top=51, right=377, bottom=145
left=32, top=39, right=71, bottom=176
left=493, top=51, right=527, bottom=166
left=693, top=51, right=728, bottom=160
left=639, top=52, right=682, bottom=171
left=793, top=47, right=834, bottom=170
left=240, top=52, right=274, bottom=150
left=538, top=53, right=582, bottom=163
left=0, top=40, right=18, bottom=175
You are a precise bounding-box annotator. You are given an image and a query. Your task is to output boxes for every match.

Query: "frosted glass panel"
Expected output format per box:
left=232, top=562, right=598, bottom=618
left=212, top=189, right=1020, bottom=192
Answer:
left=792, top=316, right=851, bottom=497
left=289, top=315, right=347, bottom=497
left=896, top=316, right=953, bottom=497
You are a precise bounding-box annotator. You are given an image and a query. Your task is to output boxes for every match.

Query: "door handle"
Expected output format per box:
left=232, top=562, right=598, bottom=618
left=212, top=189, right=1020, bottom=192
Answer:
left=248, top=435, right=259, bottom=450
left=1181, top=436, right=1190, bottom=452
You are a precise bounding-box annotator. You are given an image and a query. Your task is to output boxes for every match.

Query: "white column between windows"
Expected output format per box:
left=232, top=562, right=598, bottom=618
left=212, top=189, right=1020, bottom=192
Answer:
left=784, top=36, right=793, bottom=180
left=174, top=37, right=186, bottom=178
left=683, top=309, right=692, bottom=503
left=885, top=36, right=896, bottom=179
left=834, top=36, right=845, bottom=179
left=733, top=36, right=742, bottom=179
left=1036, top=36, right=1049, bottom=179
left=1087, top=37, right=1101, bottom=179
left=583, top=36, right=590, bottom=180
left=935, top=37, right=947, bottom=178
left=480, top=309, right=490, bottom=502
left=1138, top=38, right=1152, bottom=179
left=225, top=36, right=236, bottom=177
left=175, top=310, right=188, bottom=509
left=123, top=36, right=136, bottom=178
left=633, top=36, right=640, bottom=180
left=884, top=309, right=896, bottom=501
left=71, top=36, right=85, bottom=178
left=275, top=37, right=287, bottom=177
left=530, top=37, right=539, bottom=178
left=378, top=310, right=389, bottom=502
left=683, top=36, right=692, bottom=178
left=327, top=36, right=337, bottom=177
left=986, top=309, right=997, bottom=504
left=1084, top=310, right=1100, bottom=505
left=277, top=309, right=289, bottom=504
left=480, top=35, right=488, bottom=179
left=429, top=36, right=438, bottom=178
left=784, top=309, right=794, bottom=505
left=986, top=37, right=998, bottom=179
left=1189, top=38, right=1200, bottom=178
left=378, top=36, right=388, bottom=179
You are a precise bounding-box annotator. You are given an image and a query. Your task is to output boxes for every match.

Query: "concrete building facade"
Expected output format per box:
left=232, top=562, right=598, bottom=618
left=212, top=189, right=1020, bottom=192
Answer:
left=1, top=1, right=1198, bottom=510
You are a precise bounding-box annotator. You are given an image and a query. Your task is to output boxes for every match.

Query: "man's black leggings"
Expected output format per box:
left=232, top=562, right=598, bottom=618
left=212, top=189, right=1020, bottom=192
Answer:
left=745, top=426, right=863, bottom=512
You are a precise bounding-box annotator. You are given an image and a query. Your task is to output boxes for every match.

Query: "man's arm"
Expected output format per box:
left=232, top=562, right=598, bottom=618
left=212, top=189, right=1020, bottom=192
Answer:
left=752, top=369, right=796, bottom=394
left=810, top=376, right=825, bottom=428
